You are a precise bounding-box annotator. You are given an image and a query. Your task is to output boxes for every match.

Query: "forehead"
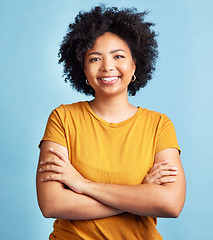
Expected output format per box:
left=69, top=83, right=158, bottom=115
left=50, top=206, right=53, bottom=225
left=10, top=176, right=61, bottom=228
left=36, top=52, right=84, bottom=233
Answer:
left=87, top=32, right=131, bottom=53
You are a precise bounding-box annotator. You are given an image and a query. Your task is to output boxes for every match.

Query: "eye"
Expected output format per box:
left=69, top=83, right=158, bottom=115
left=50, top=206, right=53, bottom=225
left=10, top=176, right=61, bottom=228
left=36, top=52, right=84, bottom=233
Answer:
left=114, top=55, right=125, bottom=59
left=89, top=57, right=100, bottom=62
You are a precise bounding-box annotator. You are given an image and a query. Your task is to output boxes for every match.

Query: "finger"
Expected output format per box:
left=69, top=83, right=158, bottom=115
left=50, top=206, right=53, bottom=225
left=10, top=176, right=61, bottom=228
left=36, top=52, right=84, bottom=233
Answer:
left=158, top=164, right=178, bottom=171
left=153, top=160, right=170, bottom=169
left=156, top=170, right=178, bottom=178
left=148, top=164, right=177, bottom=177
left=40, top=157, right=63, bottom=166
left=157, top=177, right=176, bottom=185
left=39, top=164, right=63, bottom=174
left=41, top=173, right=63, bottom=182
left=146, top=161, right=168, bottom=175
left=148, top=170, right=178, bottom=181
left=49, top=148, right=70, bottom=163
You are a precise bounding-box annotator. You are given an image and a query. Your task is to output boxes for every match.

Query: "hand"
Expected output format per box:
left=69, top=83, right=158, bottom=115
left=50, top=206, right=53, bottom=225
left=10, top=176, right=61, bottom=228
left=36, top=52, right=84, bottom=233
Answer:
left=142, top=160, right=178, bottom=185
left=39, top=148, right=91, bottom=194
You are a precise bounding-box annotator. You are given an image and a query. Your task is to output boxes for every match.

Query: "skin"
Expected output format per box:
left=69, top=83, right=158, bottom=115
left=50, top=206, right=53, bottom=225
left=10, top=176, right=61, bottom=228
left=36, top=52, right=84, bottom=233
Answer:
left=84, top=32, right=136, bottom=99
left=36, top=32, right=186, bottom=220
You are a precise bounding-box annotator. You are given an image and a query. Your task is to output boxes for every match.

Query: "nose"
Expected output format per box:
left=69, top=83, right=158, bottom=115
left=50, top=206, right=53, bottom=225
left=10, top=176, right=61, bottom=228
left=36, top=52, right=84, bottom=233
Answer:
left=100, top=58, right=115, bottom=72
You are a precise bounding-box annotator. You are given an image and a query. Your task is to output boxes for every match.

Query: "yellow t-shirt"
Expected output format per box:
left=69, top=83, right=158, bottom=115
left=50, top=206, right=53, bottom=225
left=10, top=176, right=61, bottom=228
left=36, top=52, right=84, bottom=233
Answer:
left=40, top=101, right=180, bottom=240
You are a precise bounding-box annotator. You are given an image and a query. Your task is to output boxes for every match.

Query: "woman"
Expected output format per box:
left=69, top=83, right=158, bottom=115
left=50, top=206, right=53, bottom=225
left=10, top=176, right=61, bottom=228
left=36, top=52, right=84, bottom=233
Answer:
left=36, top=6, right=186, bottom=240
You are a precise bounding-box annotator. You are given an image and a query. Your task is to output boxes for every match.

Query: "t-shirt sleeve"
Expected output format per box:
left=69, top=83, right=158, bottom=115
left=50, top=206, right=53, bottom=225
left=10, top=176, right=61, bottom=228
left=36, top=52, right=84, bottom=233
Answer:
left=155, top=114, right=180, bottom=154
left=39, top=105, right=67, bottom=148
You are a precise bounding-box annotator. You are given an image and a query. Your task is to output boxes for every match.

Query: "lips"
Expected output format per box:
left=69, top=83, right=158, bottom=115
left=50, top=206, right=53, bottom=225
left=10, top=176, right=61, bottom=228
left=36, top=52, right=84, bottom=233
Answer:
left=98, top=76, right=120, bottom=85
left=100, top=76, right=119, bottom=82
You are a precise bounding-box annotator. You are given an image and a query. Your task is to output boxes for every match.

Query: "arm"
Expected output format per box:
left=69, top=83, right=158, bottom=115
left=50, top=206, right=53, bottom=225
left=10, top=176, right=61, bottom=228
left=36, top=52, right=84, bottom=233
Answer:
left=84, top=148, right=185, bottom=217
left=82, top=148, right=185, bottom=218
left=41, top=147, right=186, bottom=218
left=36, top=140, right=124, bottom=220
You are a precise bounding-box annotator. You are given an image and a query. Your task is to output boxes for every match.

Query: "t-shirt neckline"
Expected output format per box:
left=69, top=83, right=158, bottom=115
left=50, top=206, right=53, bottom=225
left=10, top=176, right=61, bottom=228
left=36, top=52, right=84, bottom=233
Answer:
left=83, top=101, right=143, bottom=128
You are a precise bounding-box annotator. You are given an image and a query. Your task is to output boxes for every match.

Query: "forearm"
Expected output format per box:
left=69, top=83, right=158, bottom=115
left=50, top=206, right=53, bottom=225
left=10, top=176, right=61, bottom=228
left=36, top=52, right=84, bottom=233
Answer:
left=37, top=141, right=124, bottom=220
left=38, top=146, right=185, bottom=219
left=37, top=181, right=123, bottom=220
left=83, top=182, right=184, bottom=218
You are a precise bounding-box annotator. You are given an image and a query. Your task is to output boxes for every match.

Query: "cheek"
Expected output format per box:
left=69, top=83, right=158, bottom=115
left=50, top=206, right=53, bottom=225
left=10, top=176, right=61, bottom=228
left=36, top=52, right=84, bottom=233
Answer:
left=84, top=64, right=99, bottom=79
left=121, top=63, right=135, bottom=76
left=84, top=67, right=92, bottom=79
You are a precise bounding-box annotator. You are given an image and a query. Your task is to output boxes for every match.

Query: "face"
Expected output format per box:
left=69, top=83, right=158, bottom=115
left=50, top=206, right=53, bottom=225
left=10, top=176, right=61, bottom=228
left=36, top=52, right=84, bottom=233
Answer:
left=83, top=32, right=136, bottom=97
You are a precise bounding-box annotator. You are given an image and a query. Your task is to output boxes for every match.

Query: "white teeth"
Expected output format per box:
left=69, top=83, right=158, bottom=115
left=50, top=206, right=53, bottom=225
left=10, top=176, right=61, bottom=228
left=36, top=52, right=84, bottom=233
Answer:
left=100, top=77, right=118, bottom=82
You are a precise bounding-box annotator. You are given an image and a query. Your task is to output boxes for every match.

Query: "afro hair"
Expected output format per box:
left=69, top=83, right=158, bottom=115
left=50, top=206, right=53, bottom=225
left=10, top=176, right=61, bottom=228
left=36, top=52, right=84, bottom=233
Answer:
left=58, top=5, right=158, bottom=96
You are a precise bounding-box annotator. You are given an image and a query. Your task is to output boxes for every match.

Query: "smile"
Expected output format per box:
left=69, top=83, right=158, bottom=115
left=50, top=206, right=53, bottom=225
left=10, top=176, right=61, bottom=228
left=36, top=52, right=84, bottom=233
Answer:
left=99, top=76, right=119, bottom=82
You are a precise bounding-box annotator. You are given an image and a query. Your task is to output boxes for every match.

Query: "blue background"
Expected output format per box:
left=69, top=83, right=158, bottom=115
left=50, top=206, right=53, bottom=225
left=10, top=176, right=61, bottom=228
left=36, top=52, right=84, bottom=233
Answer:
left=1, top=0, right=212, bottom=239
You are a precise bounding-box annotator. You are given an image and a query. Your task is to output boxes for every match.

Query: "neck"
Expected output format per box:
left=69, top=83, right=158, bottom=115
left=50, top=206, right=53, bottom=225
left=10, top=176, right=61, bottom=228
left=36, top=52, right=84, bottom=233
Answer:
left=88, top=93, right=137, bottom=123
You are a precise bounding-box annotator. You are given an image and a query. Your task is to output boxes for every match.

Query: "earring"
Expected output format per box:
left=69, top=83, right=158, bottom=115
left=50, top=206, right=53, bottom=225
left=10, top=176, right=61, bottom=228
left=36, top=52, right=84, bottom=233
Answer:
left=131, top=75, right=136, bottom=82
left=86, top=79, right=90, bottom=85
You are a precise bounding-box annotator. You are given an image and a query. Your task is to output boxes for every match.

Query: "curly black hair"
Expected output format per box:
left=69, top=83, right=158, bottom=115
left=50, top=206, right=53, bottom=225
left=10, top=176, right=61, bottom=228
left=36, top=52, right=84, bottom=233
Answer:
left=58, top=5, right=158, bottom=96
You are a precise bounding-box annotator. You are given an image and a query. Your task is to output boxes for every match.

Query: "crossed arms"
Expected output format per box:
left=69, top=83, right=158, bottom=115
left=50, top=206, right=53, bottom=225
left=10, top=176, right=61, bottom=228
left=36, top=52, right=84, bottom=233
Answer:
left=36, top=140, right=186, bottom=220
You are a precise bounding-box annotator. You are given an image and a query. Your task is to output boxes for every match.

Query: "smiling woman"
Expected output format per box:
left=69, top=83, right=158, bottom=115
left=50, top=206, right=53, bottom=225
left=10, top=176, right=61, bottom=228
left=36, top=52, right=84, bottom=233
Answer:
left=36, top=5, right=186, bottom=240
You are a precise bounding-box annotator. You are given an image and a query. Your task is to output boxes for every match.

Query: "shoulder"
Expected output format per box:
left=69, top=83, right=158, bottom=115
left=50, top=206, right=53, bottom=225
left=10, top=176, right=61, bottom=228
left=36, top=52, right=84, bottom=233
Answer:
left=140, top=109, right=180, bottom=152
left=52, top=101, right=86, bottom=115
left=49, top=101, right=88, bottom=124
left=138, top=108, right=176, bottom=135
left=140, top=108, right=170, bottom=123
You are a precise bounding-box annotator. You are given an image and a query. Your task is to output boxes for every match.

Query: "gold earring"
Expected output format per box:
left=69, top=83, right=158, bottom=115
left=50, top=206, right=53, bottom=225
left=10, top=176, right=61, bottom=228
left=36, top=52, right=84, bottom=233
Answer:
left=131, top=75, right=136, bottom=82
left=86, top=79, right=90, bottom=85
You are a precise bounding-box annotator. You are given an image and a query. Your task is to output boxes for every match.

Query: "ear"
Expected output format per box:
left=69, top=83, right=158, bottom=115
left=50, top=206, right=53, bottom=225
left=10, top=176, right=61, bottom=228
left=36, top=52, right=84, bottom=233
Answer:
left=82, top=62, right=86, bottom=70
left=132, top=58, right=136, bottom=75
left=82, top=64, right=87, bottom=75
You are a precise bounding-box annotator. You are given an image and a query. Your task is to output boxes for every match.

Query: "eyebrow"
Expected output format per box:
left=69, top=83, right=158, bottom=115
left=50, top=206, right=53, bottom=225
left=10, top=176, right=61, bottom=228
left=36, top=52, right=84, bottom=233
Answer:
left=87, top=49, right=126, bottom=57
